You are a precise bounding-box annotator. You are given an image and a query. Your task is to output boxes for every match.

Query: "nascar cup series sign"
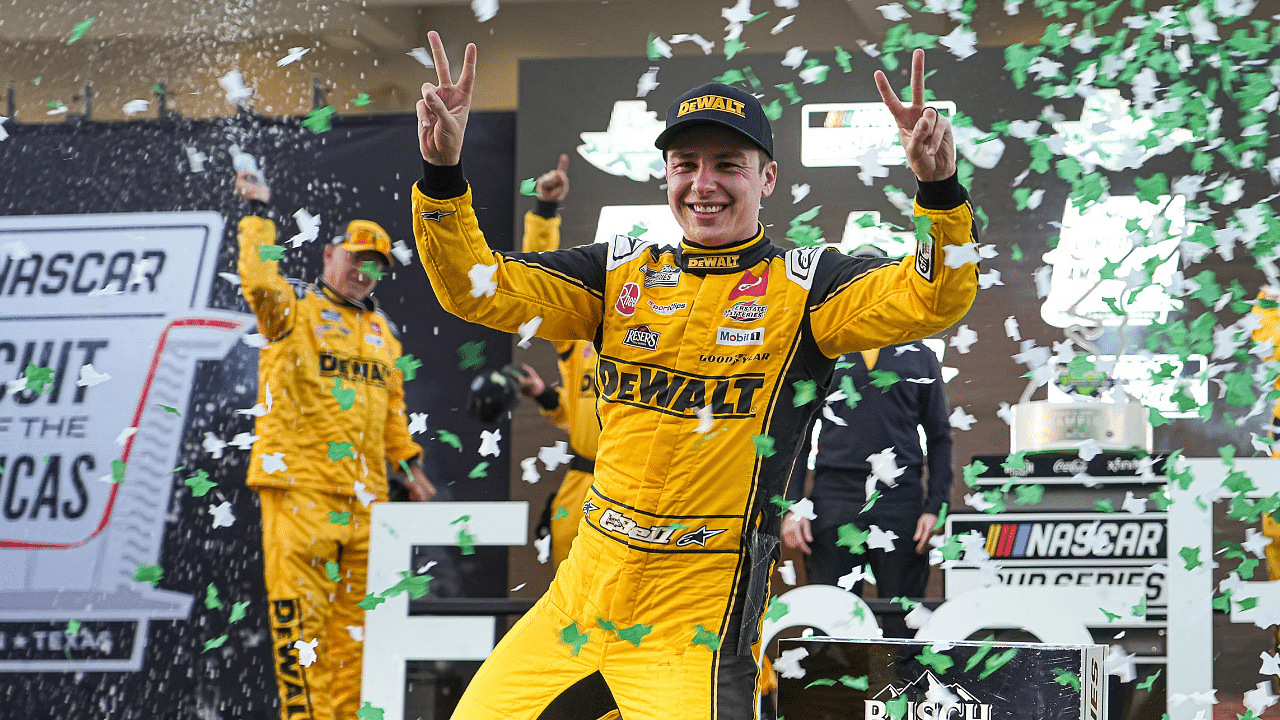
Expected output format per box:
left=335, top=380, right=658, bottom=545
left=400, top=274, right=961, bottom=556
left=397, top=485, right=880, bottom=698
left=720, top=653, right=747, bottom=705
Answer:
left=0, top=213, right=250, bottom=671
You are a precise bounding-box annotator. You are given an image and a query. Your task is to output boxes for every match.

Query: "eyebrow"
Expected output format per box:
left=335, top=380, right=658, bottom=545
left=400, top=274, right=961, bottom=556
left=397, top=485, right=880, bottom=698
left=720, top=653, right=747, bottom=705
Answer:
left=668, top=148, right=751, bottom=161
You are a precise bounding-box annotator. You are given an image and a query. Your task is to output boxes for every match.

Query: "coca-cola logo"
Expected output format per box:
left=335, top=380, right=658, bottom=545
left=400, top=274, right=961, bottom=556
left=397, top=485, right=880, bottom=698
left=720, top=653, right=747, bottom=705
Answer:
left=1054, top=458, right=1088, bottom=474
left=615, top=282, right=640, bottom=316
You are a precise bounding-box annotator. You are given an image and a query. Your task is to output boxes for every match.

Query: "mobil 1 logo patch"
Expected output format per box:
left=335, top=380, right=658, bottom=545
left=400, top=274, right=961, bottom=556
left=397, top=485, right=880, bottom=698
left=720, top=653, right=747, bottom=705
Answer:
left=622, top=324, right=661, bottom=351
left=716, top=327, right=763, bottom=346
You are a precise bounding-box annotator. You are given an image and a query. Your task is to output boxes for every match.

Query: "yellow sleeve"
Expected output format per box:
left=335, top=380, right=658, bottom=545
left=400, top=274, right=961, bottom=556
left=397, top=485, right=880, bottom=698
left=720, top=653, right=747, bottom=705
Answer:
left=808, top=197, right=979, bottom=357
left=383, top=339, right=425, bottom=466
left=414, top=184, right=604, bottom=343
left=1252, top=295, right=1280, bottom=362
left=522, top=211, right=562, bottom=253
left=236, top=216, right=296, bottom=341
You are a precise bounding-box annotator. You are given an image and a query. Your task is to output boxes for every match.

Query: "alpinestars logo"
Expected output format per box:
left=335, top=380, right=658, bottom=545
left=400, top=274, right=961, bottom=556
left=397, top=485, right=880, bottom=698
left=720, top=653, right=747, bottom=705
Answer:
left=642, top=264, right=682, bottom=288
left=676, top=525, right=727, bottom=547
left=867, top=671, right=992, bottom=720
left=419, top=209, right=456, bottom=223
left=622, top=325, right=661, bottom=351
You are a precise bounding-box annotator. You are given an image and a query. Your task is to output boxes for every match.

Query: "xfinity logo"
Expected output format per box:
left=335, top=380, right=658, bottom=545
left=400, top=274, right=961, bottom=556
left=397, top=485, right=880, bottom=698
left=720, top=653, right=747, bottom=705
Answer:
left=716, top=327, right=764, bottom=346
left=622, top=325, right=660, bottom=351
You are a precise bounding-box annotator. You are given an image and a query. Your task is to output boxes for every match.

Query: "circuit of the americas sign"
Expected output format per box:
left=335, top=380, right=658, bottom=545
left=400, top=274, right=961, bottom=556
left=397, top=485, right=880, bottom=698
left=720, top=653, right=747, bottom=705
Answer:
left=0, top=212, right=250, bottom=671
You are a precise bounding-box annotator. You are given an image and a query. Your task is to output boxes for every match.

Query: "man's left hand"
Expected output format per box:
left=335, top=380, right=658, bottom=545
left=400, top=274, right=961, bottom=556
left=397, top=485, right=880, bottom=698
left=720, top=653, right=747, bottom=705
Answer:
left=407, top=464, right=437, bottom=502
left=913, top=513, right=938, bottom=554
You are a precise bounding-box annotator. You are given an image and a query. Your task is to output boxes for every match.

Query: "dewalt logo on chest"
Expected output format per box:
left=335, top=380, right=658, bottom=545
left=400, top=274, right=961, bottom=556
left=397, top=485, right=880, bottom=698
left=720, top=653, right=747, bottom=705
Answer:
left=598, top=356, right=763, bottom=418
left=319, top=350, right=391, bottom=387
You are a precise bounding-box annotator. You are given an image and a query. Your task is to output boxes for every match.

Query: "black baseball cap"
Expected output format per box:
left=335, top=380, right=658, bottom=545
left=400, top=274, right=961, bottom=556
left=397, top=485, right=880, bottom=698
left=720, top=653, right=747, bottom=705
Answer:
left=654, top=82, right=774, bottom=159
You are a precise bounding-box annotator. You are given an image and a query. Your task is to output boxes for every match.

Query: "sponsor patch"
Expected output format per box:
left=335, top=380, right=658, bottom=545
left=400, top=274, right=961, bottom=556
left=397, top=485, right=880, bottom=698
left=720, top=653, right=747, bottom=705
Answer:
left=622, top=324, right=661, bottom=351
left=916, top=233, right=935, bottom=281
left=723, top=301, right=767, bottom=322
left=607, top=235, right=652, bottom=271
left=677, top=94, right=747, bottom=118
left=686, top=254, right=739, bottom=270
left=729, top=268, right=768, bottom=301
left=419, top=209, right=456, bottom=223
left=615, top=282, right=640, bottom=316
left=699, top=351, right=770, bottom=365
left=597, top=356, right=764, bottom=419
left=642, top=263, right=682, bottom=288
left=369, top=321, right=381, bottom=335
left=784, top=246, right=824, bottom=290
left=716, top=327, right=764, bottom=346
left=321, top=309, right=342, bottom=322
left=364, top=333, right=384, bottom=348
left=647, top=300, right=688, bottom=316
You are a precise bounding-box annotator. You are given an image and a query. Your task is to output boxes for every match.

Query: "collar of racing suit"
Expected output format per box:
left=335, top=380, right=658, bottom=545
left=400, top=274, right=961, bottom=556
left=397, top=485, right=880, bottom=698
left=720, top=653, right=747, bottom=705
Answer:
left=316, top=278, right=379, bottom=313
left=677, top=223, right=772, bottom=275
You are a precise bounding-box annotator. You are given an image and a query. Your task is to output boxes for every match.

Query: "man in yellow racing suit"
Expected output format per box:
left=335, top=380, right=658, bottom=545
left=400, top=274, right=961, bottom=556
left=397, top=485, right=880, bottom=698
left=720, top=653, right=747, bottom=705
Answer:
left=518, top=154, right=602, bottom=567
left=234, top=170, right=435, bottom=720
left=413, top=32, right=977, bottom=720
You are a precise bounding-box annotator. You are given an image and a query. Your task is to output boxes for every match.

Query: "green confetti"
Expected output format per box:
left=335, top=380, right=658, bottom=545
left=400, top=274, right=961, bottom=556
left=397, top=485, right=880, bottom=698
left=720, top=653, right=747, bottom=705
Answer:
left=202, top=634, right=228, bottom=653
left=356, top=594, right=385, bottom=611
left=396, top=354, right=422, bottom=381
left=792, top=380, right=817, bottom=406
left=646, top=33, right=665, bottom=61
left=205, top=584, right=224, bottom=610
left=332, top=378, right=355, bottom=410
left=550, top=506, right=570, bottom=521
left=886, top=695, right=908, bottom=720
left=380, top=570, right=432, bottom=599
left=228, top=601, right=249, bottom=623
left=724, top=38, right=746, bottom=60
left=596, top=617, right=617, bottom=633
left=627, top=224, right=648, bottom=237
left=561, top=623, right=589, bottom=656
left=351, top=93, right=372, bottom=106
left=134, top=563, right=163, bottom=587
left=714, top=69, right=746, bottom=85
left=1134, top=173, right=1168, bottom=204
left=258, top=245, right=284, bottom=262
left=1054, top=669, right=1080, bottom=691
left=359, top=260, right=386, bottom=281
left=869, top=369, right=901, bottom=390
left=329, top=511, right=352, bottom=525
left=1136, top=669, right=1161, bottom=692
left=458, top=527, right=476, bottom=555
left=301, top=106, right=335, bottom=133
left=326, top=561, right=341, bottom=582
left=806, top=678, right=837, bottom=688
left=1010, top=243, right=1023, bottom=261
left=964, top=636, right=995, bottom=672
left=840, top=675, right=870, bottom=690
left=66, top=17, right=94, bottom=44
left=356, top=703, right=385, bottom=720
left=64, top=620, right=81, bottom=636
left=769, top=495, right=795, bottom=515
left=1179, top=546, right=1202, bottom=571
left=836, top=524, right=869, bottom=555
left=1002, top=452, right=1027, bottom=471
left=933, top=503, right=948, bottom=530
left=436, top=429, right=462, bottom=450
left=753, top=434, right=776, bottom=458
left=185, top=469, right=216, bottom=496
left=21, top=364, right=55, bottom=396
left=1014, top=484, right=1044, bottom=505
left=691, top=625, right=721, bottom=651
left=468, top=462, right=489, bottom=479
left=892, top=596, right=918, bottom=611
left=1132, top=594, right=1148, bottom=618
left=764, top=596, right=789, bottom=623
left=861, top=490, right=881, bottom=513
left=617, top=623, right=652, bottom=647
left=328, top=441, right=356, bottom=461
left=775, top=82, right=801, bottom=105
left=160, top=404, right=181, bottom=416
left=111, top=458, right=127, bottom=484
left=913, top=215, right=935, bottom=243
left=761, top=99, right=784, bottom=122
left=457, top=341, right=486, bottom=370
left=519, top=178, right=538, bottom=196
left=1099, top=607, right=1120, bottom=623
left=834, top=46, right=853, bottom=73
left=1095, top=498, right=1115, bottom=513
left=962, top=460, right=988, bottom=487
left=979, top=648, right=1018, bottom=679
left=915, top=646, right=954, bottom=674
left=1223, top=371, right=1256, bottom=407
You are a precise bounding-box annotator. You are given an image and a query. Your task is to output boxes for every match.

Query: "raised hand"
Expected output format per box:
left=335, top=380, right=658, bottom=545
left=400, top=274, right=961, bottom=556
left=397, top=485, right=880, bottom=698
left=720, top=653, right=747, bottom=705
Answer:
left=417, top=30, right=477, bottom=166
left=873, top=49, right=956, bottom=183
left=536, top=154, right=570, bottom=203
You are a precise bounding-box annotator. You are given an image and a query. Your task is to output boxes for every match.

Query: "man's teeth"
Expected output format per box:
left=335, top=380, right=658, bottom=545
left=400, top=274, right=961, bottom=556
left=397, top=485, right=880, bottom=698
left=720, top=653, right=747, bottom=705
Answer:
left=693, top=205, right=723, bottom=214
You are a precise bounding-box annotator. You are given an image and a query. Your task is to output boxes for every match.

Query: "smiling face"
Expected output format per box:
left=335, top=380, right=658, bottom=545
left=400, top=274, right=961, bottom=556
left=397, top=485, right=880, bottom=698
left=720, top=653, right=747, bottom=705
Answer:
left=322, top=245, right=386, bottom=302
left=664, top=125, right=777, bottom=247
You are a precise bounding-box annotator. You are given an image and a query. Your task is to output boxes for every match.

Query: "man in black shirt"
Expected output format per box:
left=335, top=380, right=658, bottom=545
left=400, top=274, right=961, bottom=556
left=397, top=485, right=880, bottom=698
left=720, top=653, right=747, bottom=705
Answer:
left=782, top=339, right=954, bottom=633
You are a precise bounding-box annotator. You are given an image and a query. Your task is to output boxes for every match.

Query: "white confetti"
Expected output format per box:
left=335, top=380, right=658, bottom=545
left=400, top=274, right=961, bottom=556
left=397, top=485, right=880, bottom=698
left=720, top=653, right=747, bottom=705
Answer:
left=510, top=583, right=527, bottom=592
left=1244, top=682, right=1278, bottom=717
left=790, top=183, right=810, bottom=204
left=905, top=603, right=935, bottom=629
left=261, top=452, right=287, bottom=475
left=942, top=242, right=996, bottom=268
left=877, top=2, right=911, bottom=21
left=209, top=501, right=236, bottom=528
left=0, top=115, right=8, bottom=142
left=1244, top=528, right=1273, bottom=558
left=218, top=70, right=253, bottom=104
left=670, top=34, right=715, bottom=54
left=636, top=66, right=660, bottom=98
left=789, top=498, right=817, bottom=521
left=479, top=428, right=502, bottom=457
left=1004, top=316, right=1021, bottom=341
left=949, top=407, right=976, bottom=431
left=390, top=239, right=414, bottom=266
left=722, top=0, right=755, bottom=26
left=407, top=47, right=434, bottom=68
left=288, top=208, right=320, bottom=248
left=538, top=440, right=574, bottom=471
left=185, top=146, right=208, bottom=173
left=114, top=426, right=138, bottom=446
left=122, top=99, right=150, bottom=116
left=778, top=559, right=797, bottom=585
left=409, top=412, right=428, bottom=435
left=949, top=325, right=977, bottom=354
left=534, top=534, right=551, bottom=564
left=354, top=480, right=377, bottom=507
left=517, top=317, right=542, bottom=349
left=227, top=432, right=258, bottom=450
left=203, top=432, right=228, bottom=459
left=241, top=333, right=268, bottom=348
left=1120, top=491, right=1147, bottom=515
left=938, top=24, right=977, bottom=59
left=867, top=524, right=898, bottom=551
left=838, top=565, right=874, bottom=590
left=977, top=269, right=1003, bottom=289
left=997, top=402, right=1015, bottom=426
left=771, top=15, right=795, bottom=34
left=294, top=638, right=319, bottom=666
left=781, top=46, right=808, bottom=69
left=76, top=363, right=111, bottom=387
left=236, top=402, right=268, bottom=418
left=88, top=281, right=123, bottom=296
left=471, top=0, right=499, bottom=22
left=520, top=457, right=541, bottom=484
left=217, top=272, right=241, bottom=286
left=346, top=626, right=363, bottom=642
left=694, top=405, right=715, bottom=434
left=276, top=47, right=309, bottom=67
left=468, top=262, right=498, bottom=297
left=774, top=647, right=809, bottom=679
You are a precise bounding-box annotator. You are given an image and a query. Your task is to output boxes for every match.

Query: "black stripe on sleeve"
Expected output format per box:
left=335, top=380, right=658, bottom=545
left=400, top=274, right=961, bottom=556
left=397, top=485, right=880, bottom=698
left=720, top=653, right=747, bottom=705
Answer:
left=502, top=241, right=609, bottom=300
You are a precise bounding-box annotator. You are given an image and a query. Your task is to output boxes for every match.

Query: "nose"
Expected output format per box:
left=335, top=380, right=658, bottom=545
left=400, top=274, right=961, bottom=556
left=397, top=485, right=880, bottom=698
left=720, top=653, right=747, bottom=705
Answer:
left=690, top=164, right=717, bottom=194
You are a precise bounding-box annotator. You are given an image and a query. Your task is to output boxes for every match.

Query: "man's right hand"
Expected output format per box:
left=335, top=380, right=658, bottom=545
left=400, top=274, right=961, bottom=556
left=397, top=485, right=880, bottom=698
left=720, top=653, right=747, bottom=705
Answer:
left=536, top=154, right=570, bottom=203
left=781, top=513, right=813, bottom=555
left=417, top=30, right=476, bottom=166
left=516, top=363, right=546, bottom=397
left=235, top=170, right=270, bottom=203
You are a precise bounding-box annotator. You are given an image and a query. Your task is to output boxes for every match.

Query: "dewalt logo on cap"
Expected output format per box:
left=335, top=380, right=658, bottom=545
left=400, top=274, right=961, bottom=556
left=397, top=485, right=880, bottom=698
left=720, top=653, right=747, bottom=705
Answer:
left=677, top=95, right=746, bottom=119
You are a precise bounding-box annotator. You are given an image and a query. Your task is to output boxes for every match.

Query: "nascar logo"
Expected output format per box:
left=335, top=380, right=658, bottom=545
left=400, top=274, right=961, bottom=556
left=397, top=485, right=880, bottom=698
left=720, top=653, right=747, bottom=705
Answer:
left=983, top=520, right=1164, bottom=559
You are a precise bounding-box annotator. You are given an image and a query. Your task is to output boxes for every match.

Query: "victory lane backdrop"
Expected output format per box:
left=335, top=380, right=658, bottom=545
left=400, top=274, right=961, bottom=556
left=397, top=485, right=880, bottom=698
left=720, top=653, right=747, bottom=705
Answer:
left=0, top=111, right=514, bottom=718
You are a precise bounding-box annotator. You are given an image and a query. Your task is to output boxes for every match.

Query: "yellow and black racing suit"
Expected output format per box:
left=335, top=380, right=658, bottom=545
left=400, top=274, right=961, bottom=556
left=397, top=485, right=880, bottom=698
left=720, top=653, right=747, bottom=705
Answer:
left=1252, top=297, right=1280, bottom=652
left=525, top=208, right=601, bottom=566
left=238, top=212, right=423, bottom=720
left=414, top=162, right=977, bottom=720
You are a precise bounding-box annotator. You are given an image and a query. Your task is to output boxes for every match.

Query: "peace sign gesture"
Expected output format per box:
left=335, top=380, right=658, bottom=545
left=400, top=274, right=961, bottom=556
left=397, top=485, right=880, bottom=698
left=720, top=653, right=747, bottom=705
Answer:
left=417, top=30, right=477, bottom=167
left=873, top=49, right=956, bottom=183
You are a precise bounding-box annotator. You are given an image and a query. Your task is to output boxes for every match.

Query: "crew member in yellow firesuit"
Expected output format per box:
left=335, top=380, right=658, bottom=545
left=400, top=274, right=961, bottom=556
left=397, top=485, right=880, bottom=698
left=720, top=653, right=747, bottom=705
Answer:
left=1252, top=289, right=1280, bottom=653
left=235, top=170, right=436, bottom=720
left=413, top=31, right=976, bottom=720
left=515, top=154, right=602, bottom=568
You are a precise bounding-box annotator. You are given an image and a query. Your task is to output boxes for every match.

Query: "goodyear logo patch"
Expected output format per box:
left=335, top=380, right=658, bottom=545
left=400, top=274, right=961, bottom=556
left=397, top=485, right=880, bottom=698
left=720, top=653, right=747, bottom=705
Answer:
left=598, top=356, right=763, bottom=419
left=677, top=95, right=747, bottom=118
